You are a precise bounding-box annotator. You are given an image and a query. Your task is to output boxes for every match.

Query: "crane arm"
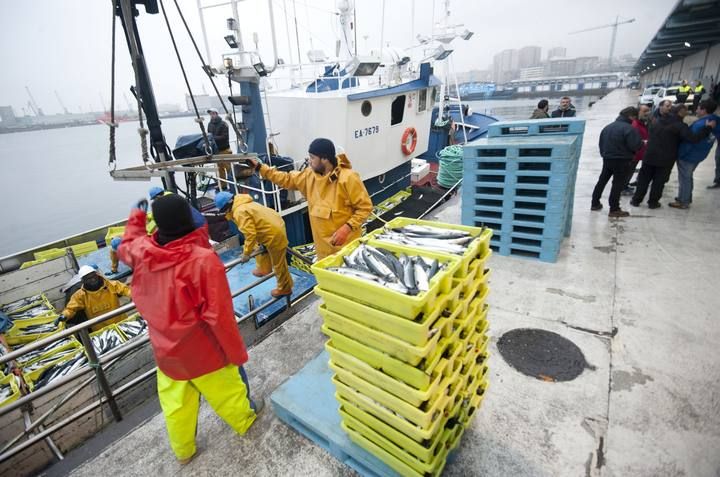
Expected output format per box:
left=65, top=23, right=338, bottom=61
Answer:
left=569, top=18, right=635, bottom=34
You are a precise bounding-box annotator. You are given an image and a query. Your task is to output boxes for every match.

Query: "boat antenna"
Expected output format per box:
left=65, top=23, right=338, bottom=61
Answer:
left=170, top=0, right=247, bottom=152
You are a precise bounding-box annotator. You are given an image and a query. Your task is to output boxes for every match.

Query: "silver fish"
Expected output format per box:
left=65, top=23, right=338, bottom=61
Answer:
left=413, top=259, right=430, bottom=292
left=361, top=247, right=396, bottom=282
left=327, top=267, right=410, bottom=294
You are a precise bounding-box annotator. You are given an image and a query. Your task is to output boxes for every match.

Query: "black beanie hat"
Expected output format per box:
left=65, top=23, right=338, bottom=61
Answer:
left=308, top=138, right=336, bottom=163
left=152, top=194, right=195, bottom=245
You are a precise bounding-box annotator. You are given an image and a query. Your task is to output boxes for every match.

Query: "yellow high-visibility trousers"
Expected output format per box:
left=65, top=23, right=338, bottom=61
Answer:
left=156, top=364, right=256, bottom=460
left=254, top=237, right=293, bottom=292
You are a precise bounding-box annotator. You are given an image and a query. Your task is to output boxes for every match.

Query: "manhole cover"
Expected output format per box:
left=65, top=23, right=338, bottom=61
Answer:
left=497, top=328, right=590, bottom=382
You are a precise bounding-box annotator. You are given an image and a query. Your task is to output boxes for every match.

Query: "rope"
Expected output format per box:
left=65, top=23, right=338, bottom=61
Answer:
left=437, top=145, right=464, bottom=189
left=158, top=0, right=212, bottom=157
left=170, top=0, right=247, bottom=153
left=108, top=0, right=118, bottom=172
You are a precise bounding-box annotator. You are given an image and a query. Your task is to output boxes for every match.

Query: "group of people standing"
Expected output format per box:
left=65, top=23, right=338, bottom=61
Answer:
left=592, top=98, right=718, bottom=217
left=530, top=96, right=577, bottom=119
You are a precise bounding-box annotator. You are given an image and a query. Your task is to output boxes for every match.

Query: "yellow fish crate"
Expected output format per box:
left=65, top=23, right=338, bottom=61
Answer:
left=364, top=217, right=493, bottom=279
left=312, top=239, right=461, bottom=319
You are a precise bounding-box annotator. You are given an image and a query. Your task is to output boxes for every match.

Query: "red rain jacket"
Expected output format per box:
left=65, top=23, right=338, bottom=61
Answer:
left=631, top=119, right=649, bottom=162
left=118, top=209, right=248, bottom=380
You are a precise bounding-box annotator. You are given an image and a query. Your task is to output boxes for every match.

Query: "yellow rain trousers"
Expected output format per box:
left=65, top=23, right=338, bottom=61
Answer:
left=226, top=194, right=293, bottom=292
left=258, top=154, right=372, bottom=260
left=61, top=278, right=131, bottom=331
left=157, top=364, right=256, bottom=460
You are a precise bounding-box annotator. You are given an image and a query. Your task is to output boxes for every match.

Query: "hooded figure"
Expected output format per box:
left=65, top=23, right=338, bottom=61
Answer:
left=58, top=265, right=131, bottom=331
left=215, top=192, right=293, bottom=297
left=248, top=138, right=373, bottom=260
left=117, top=194, right=257, bottom=464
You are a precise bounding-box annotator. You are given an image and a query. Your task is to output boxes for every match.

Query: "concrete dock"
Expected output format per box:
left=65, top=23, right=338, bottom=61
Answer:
left=58, top=89, right=720, bottom=477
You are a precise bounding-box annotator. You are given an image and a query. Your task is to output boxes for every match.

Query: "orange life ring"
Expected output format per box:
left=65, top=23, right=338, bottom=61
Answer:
left=401, top=127, right=417, bottom=155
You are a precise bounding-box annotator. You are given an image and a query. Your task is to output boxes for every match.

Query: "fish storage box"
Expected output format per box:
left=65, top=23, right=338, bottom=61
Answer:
left=325, top=341, right=453, bottom=407
left=116, top=314, right=148, bottom=340
left=104, top=226, right=126, bottom=246
left=314, top=286, right=461, bottom=347
left=365, top=218, right=493, bottom=278
left=22, top=344, right=84, bottom=391
left=338, top=391, right=465, bottom=463
left=411, top=159, right=430, bottom=183
left=14, top=337, right=80, bottom=369
left=320, top=305, right=451, bottom=366
left=5, top=314, right=63, bottom=346
left=312, top=239, right=460, bottom=318
left=89, top=325, right=127, bottom=356
left=0, top=375, right=20, bottom=408
left=1, top=294, right=51, bottom=316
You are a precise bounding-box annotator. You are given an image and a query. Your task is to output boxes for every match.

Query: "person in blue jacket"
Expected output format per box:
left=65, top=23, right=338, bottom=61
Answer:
left=669, top=99, right=720, bottom=209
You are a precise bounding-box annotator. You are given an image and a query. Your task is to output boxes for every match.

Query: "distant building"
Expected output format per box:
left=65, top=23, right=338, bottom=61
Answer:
left=518, top=46, right=542, bottom=69
left=547, top=58, right=576, bottom=76
left=573, top=56, right=600, bottom=74
left=457, top=69, right=493, bottom=83
left=547, top=47, right=567, bottom=60
left=186, top=94, right=223, bottom=113
left=0, top=106, right=17, bottom=125
left=493, top=49, right=518, bottom=84
left=520, top=66, right=546, bottom=80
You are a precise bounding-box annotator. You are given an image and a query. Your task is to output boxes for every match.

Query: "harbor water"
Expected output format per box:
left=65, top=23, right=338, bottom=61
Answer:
left=0, top=96, right=599, bottom=257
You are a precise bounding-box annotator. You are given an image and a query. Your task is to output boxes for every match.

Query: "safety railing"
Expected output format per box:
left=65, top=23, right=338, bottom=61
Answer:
left=0, top=252, right=312, bottom=463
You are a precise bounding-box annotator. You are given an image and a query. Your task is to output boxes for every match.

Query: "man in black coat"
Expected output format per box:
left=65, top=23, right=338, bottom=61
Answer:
left=207, top=108, right=233, bottom=190
left=551, top=96, right=577, bottom=118
left=631, top=104, right=715, bottom=209
left=591, top=107, right=643, bottom=217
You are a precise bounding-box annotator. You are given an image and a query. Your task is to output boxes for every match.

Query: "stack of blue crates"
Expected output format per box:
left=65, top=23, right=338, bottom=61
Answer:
left=461, top=118, right=586, bottom=263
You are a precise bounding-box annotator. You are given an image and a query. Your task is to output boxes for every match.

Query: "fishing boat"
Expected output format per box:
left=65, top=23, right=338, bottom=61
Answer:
left=0, top=1, right=495, bottom=474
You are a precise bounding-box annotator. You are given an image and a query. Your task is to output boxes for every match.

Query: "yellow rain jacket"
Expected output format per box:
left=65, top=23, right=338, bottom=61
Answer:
left=225, top=194, right=293, bottom=291
left=258, top=154, right=372, bottom=260
left=62, top=278, right=131, bottom=331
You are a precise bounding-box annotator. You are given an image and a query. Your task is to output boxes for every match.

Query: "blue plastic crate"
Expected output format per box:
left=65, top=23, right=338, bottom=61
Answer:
left=489, top=237, right=563, bottom=263
left=467, top=155, right=578, bottom=175
left=464, top=136, right=579, bottom=161
left=486, top=118, right=586, bottom=138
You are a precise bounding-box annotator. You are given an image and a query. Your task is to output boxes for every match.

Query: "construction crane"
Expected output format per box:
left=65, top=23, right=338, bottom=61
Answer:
left=54, top=90, right=70, bottom=115
left=569, top=16, right=635, bottom=68
left=24, top=86, right=44, bottom=116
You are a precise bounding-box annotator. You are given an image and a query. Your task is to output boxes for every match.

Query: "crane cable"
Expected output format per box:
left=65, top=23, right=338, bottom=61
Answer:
left=158, top=0, right=213, bottom=157
left=107, top=0, right=118, bottom=171
left=170, top=0, right=248, bottom=153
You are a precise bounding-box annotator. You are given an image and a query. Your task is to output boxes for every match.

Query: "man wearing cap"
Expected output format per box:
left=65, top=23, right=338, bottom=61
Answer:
left=117, top=194, right=258, bottom=464
left=207, top=108, right=233, bottom=191
left=248, top=138, right=372, bottom=260
left=215, top=192, right=293, bottom=297
left=56, top=266, right=131, bottom=332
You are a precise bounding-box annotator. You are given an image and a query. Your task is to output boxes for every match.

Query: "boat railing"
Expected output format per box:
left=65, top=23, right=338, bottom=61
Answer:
left=0, top=253, right=310, bottom=464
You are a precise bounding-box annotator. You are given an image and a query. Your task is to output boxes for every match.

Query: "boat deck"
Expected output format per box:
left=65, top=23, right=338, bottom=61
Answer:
left=51, top=89, right=720, bottom=476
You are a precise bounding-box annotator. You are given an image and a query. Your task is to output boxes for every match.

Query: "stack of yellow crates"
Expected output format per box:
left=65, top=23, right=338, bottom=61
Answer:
left=312, top=219, right=492, bottom=477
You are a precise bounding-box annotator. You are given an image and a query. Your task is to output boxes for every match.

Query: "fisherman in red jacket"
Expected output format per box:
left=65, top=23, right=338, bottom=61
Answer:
left=117, top=194, right=257, bottom=464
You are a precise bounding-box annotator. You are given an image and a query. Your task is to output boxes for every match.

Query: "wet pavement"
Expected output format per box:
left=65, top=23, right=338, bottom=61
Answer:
left=55, top=89, right=720, bottom=477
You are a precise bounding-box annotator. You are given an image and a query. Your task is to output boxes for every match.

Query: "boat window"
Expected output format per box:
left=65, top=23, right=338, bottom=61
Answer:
left=361, top=100, right=372, bottom=117
left=391, top=95, right=406, bottom=125
left=431, top=87, right=438, bottom=105
left=417, top=89, right=427, bottom=112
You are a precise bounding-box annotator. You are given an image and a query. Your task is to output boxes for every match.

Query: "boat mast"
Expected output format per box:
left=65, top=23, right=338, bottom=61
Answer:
left=115, top=0, right=177, bottom=192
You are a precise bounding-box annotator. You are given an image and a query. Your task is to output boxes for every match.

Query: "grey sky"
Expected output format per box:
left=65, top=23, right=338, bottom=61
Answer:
left=0, top=0, right=676, bottom=115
